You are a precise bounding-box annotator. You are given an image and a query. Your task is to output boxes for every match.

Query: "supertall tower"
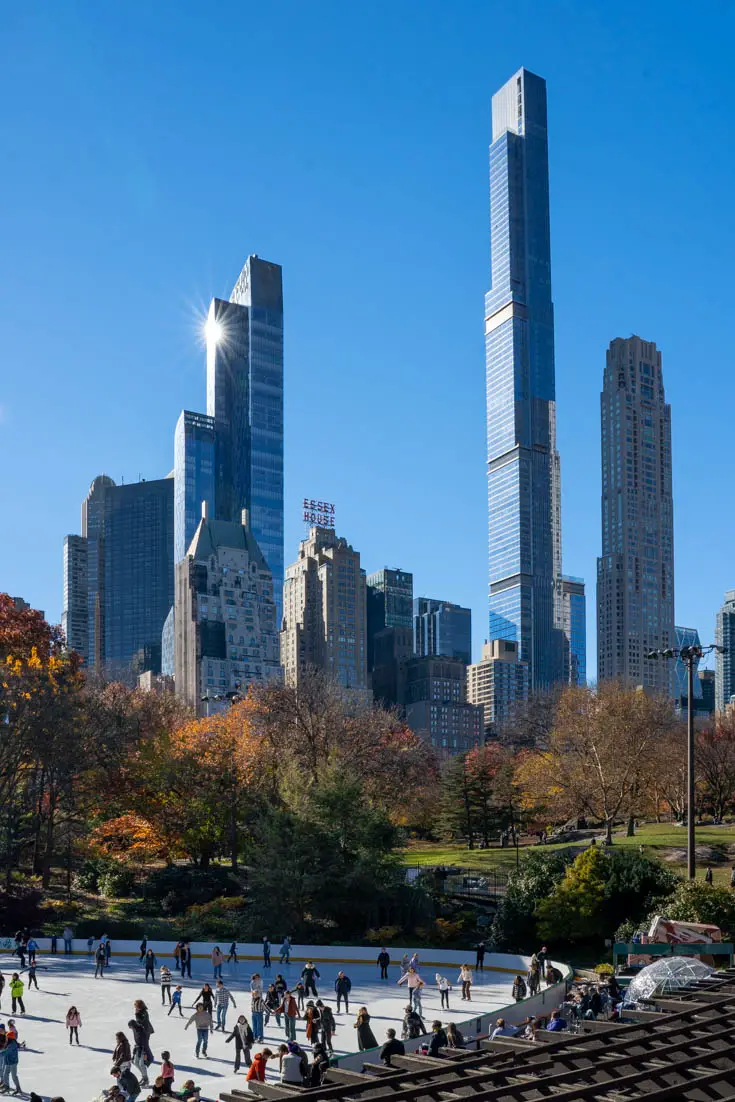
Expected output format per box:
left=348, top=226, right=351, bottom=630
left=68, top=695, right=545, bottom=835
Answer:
left=485, top=68, right=564, bottom=689
left=597, top=336, right=675, bottom=694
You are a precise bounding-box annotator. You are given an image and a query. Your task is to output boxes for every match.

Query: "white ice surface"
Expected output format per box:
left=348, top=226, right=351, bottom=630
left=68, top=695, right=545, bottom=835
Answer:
left=0, top=952, right=514, bottom=1101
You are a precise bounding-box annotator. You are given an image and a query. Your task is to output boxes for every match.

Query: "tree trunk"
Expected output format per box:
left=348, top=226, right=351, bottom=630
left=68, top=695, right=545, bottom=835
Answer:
left=42, top=790, right=56, bottom=889
left=606, top=817, right=613, bottom=845
left=230, top=800, right=238, bottom=870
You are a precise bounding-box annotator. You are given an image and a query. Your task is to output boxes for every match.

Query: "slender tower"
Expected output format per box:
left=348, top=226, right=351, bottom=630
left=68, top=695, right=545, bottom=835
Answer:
left=485, top=68, right=564, bottom=689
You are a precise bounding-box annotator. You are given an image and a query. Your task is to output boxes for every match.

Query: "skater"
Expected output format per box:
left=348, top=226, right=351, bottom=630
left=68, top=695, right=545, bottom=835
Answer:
left=94, top=942, right=107, bottom=978
left=113, top=1031, right=131, bottom=1067
left=161, top=1050, right=175, bottom=1094
left=26, top=938, right=38, bottom=966
left=194, top=983, right=214, bottom=1015
left=227, top=941, right=238, bottom=964
left=87, top=935, right=95, bottom=956
left=26, top=960, right=38, bottom=990
left=475, top=940, right=486, bottom=971
left=225, top=1014, right=254, bottom=1072
left=173, top=941, right=182, bottom=971
left=160, top=963, right=172, bottom=1004
left=184, top=1003, right=213, bottom=1058
left=9, top=975, right=24, bottom=1015
left=527, top=956, right=540, bottom=996
left=512, top=974, right=527, bottom=1001
left=63, top=926, right=73, bottom=954
left=211, top=946, right=224, bottom=980
left=402, top=1004, right=425, bottom=1040
left=377, top=948, right=390, bottom=979
left=168, top=985, right=184, bottom=1017
left=334, top=970, right=351, bottom=1013
left=293, top=980, right=306, bottom=1013
left=139, top=935, right=148, bottom=962
left=397, top=966, right=424, bottom=1009
left=65, top=1005, right=81, bottom=1045
left=274, top=973, right=287, bottom=999
left=179, top=942, right=192, bottom=979
left=144, top=948, right=157, bottom=983
left=105, top=937, right=112, bottom=964
left=250, top=972, right=263, bottom=996
left=457, top=963, right=473, bottom=1002
left=266, top=982, right=283, bottom=1025
left=262, top=937, right=271, bottom=968
left=50, top=932, right=58, bottom=954
left=436, top=973, right=451, bottom=1010
left=1, top=1032, right=22, bottom=1096
left=409, top=952, right=420, bottom=970
left=315, top=999, right=336, bottom=1054
left=400, top=953, right=410, bottom=975
left=128, top=1016, right=150, bottom=1088
left=304, top=1001, right=320, bottom=1045
left=246, top=1048, right=273, bottom=1082
left=276, top=989, right=301, bottom=1041
left=213, top=979, right=237, bottom=1031
left=132, top=999, right=155, bottom=1080
left=354, top=1006, right=377, bottom=1051
left=279, top=937, right=291, bottom=965
left=251, top=988, right=266, bottom=1043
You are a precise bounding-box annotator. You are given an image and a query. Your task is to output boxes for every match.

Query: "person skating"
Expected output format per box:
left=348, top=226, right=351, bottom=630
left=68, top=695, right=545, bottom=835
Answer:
left=262, top=937, right=271, bottom=968
left=293, top=980, right=306, bottom=1012
left=227, top=941, right=238, bottom=964
left=213, top=979, right=236, bottom=1031
left=400, top=953, right=409, bottom=975
left=94, top=942, right=107, bottom=979
left=315, top=999, right=336, bottom=1054
left=160, top=964, right=172, bottom=1005
left=401, top=1004, right=425, bottom=1040
left=251, top=988, right=266, bottom=1042
left=527, top=956, right=540, bottom=996
left=105, top=936, right=112, bottom=965
left=63, top=926, right=73, bottom=954
left=279, top=937, right=291, bottom=965
left=334, top=970, right=352, bottom=1013
left=26, top=960, right=38, bottom=991
left=436, top=973, right=451, bottom=1010
left=50, top=932, right=58, bottom=954
left=167, top=985, right=184, bottom=1017
left=225, top=1014, right=254, bottom=1073
left=475, top=940, right=486, bottom=971
left=1, top=1032, right=22, bottom=1096
left=265, top=982, right=282, bottom=1026
left=86, top=935, right=94, bottom=956
left=304, top=1001, right=320, bottom=1045
left=194, top=983, right=214, bottom=1015
left=354, top=1006, right=377, bottom=1051
left=139, top=935, right=148, bottom=962
left=246, top=1048, right=273, bottom=1082
left=160, top=1050, right=175, bottom=1094
left=301, top=961, right=320, bottom=998
left=65, top=1006, right=81, bottom=1045
left=380, top=1028, right=405, bottom=1066
left=9, top=976, right=24, bottom=1016
left=144, top=948, right=157, bottom=983
left=179, top=942, right=192, bottom=979
left=536, top=945, right=549, bottom=970
left=457, top=964, right=472, bottom=1002
left=276, top=989, right=301, bottom=1041
left=26, top=938, right=37, bottom=966
left=211, top=946, right=224, bottom=980
left=377, top=948, right=390, bottom=979
left=184, top=1003, right=213, bottom=1059
left=512, top=974, right=527, bottom=1001
left=172, top=942, right=182, bottom=972
left=132, top=999, right=155, bottom=1083
left=112, top=1031, right=131, bottom=1068
left=397, top=966, right=424, bottom=1009
left=0, top=973, right=4, bottom=1010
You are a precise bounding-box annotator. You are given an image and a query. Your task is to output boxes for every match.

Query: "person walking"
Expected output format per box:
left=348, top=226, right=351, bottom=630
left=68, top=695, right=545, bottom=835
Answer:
left=168, top=985, right=184, bottom=1017
left=334, top=970, right=352, bottom=1014
left=354, top=1007, right=377, bottom=1051
left=213, top=979, right=236, bottom=1031
left=251, top=988, right=266, bottom=1043
left=9, top=976, right=24, bottom=1015
left=65, top=1006, right=81, bottom=1046
left=180, top=942, right=192, bottom=979
left=315, top=1000, right=336, bottom=1054
left=262, top=937, right=271, bottom=968
left=139, top=935, right=148, bottom=962
left=380, top=1028, right=405, bottom=1066
left=63, top=926, right=73, bottom=955
left=225, top=1014, right=254, bottom=1073
left=227, top=941, right=238, bottom=964
left=436, top=974, right=451, bottom=1010
left=512, top=974, right=527, bottom=1001
left=301, top=961, right=320, bottom=998
left=144, top=948, right=157, bottom=983
left=277, top=990, right=301, bottom=1041
left=184, top=1003, right=213, bottom=1059
left=1, top=1033, right=22, bottom=1096
left=279, top=937, right=291, bottom=965
left=160, top=964, right=172, bottom=1005
left=457, top=964, right=472, bottom=1002
left=112, top=1030, right=131, bottom=1068
left=475, top=940, right=486, bottom=971
left=705, top=866, right=714, bottom=885
left=377, top=948, right=390, bottom=979
left=211, top=946, right=224, bottom=980
left=94, top=942, right=106, bottom=979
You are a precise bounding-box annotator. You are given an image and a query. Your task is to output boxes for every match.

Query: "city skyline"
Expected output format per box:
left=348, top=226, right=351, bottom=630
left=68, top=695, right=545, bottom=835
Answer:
left=2, top=4, right=733, bottom=674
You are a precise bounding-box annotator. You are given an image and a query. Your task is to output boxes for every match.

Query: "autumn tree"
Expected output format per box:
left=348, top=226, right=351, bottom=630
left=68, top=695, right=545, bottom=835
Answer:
left=697, top=715, right=735, bottom=821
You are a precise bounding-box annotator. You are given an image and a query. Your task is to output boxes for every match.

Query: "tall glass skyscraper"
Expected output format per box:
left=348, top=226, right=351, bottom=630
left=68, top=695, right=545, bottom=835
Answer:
left=716, top=591, right=735, bottom=710
left=560, top=575, right=586, bottom=685
left=485, top=68, right=564, bottom=689
left=207, top=256, right=284, bottom=622
left=413, top=598, right=472, bottom=666
left=174, top=410, right=216, bottom=563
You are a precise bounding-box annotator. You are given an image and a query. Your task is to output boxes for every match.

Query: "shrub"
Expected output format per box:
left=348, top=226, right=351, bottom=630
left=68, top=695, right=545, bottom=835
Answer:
left=662, top=881, right=735, bottom=938
left=364, top=925, right=402, bottom=945
left=183, top=896, right=249, bottom=940
left=491, top=849, right=573, bottom=951
left=73, top=860, right=104, bottom=893
left=142, top=866, right=241, bottom=914
left=432, top=918, right=462, bottom=943
left=594, top=963, right=614, bottom=976
left=0, top=888, right=45, bottom=932
left=98, top=867, right=136, bottom=899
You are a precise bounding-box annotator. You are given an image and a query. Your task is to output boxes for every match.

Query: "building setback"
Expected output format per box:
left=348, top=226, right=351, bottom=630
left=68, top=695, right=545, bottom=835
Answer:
left=485, top=68, right=565, bottom=689
left=716, top=591, right=735, bottom=711
left=175, top=506, right=280, bottom=714
left=174, top=410, right=215, bottom=564
left=597, top=336, right=675, bottom=695
left=281, top=526, right=367, bottom=690
left=413, top=598, right=472, bottom=665
left=467, top=639, right=529, bottom=737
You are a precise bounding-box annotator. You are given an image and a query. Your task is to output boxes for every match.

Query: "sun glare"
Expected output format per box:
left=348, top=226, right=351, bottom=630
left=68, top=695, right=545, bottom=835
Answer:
left=205, top=315, right=223, bottom=346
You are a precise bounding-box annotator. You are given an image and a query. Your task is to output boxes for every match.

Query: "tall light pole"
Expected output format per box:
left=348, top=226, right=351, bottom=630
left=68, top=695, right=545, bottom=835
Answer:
left=647, top=643, right=725, bottom=879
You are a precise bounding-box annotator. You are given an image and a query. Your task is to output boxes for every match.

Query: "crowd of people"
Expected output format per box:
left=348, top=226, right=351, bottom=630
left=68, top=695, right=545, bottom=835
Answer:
left=0, top=930, right=573, bottom=1100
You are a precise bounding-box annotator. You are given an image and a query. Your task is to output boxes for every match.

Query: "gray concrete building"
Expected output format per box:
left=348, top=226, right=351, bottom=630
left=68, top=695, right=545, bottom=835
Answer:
left=597, top=336, right=675, bottom=694
left=399, top=655, right=482, bottom=756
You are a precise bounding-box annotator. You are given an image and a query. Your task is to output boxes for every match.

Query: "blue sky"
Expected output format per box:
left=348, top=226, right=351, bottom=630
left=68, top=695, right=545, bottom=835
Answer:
left=1, top=1, right=733, bottom=672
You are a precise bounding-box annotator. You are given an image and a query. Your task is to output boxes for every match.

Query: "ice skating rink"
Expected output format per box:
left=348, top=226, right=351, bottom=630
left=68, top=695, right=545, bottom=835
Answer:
left=0, top=950, right=516, bottom=1100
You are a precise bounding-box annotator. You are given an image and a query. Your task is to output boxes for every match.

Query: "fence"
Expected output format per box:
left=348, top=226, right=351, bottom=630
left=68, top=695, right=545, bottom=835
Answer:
left=405, top=865, right=509, bottom=900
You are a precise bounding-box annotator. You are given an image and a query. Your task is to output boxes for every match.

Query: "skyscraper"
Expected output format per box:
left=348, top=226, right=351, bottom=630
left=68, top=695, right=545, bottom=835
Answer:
left=398, top=656, right=483, bottom=756
left=175, top=505, right=281, bottom=714
left=485, top=68, right=564, bottom=689
left=413, top=598, right=472, bottom=665
left=366, top=568, right=413, bottom=671
left=674, top=626, right=703, bottom=712
left=560, top=576, right=586, bottom=685
left=597, top=337, right=675, bottom=694
left=63, top=475, right=174, bottom=680
left=281, top=526, right=367, bottom=690
left=174, top=410, right=215, bottom=564
left=467, top=639, right=529, bottom=737
left=716, top=591, right=735, bottom=711
left=207, top=255, right=284, bottom=621
left=62, top=535, right=88, bottom=660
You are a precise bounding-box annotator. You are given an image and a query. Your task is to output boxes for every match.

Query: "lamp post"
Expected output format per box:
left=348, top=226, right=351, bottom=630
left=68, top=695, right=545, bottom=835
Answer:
left=647, top=643, right=725, bottom=879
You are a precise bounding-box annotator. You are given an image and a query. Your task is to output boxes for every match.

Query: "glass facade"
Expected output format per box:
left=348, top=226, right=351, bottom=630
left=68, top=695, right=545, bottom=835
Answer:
left=413, top=597, right=472, bottom=665
left=674, top=626, right=702, bottom=708
left=62, top=534, right=88, bottom=661
left=716, top=592, right=735, bottom=710
left=207, top=256, right=284, bottom=623
left=561, top=575, right=587, bottom=685
left=486, top=68, right=563, bottom=689
left=366, top=568, right=413, bottom=670
left=174, top=410, right=215, bottom=563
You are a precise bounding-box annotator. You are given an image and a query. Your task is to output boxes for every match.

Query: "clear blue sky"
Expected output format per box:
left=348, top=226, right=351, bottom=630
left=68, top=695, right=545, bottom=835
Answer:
left=2, top=1, right=734, bottom=673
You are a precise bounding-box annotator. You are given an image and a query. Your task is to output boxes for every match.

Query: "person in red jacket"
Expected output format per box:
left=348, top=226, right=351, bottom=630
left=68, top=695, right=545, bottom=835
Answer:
left=246, top=1048, right=273, bottom=1081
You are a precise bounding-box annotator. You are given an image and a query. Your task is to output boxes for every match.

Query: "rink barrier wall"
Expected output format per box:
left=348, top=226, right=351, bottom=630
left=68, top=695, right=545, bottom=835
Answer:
left=4, top=938, right=566, bottom=975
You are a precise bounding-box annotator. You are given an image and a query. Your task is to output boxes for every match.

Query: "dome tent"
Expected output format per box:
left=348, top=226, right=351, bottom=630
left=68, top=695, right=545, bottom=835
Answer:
left=625, top=956, right=714, bottom=1004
